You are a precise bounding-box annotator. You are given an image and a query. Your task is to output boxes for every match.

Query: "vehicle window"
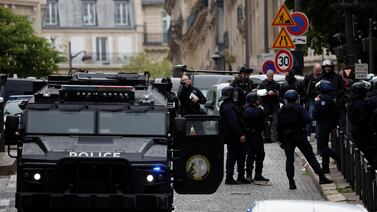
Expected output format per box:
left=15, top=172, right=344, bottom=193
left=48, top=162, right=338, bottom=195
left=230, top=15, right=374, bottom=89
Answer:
left=186, top=120, right=218, bottom=136
left=206, top=89, right=216, bottom=103
left=99, top=111, right=167, bottom=136
left=26, top=110, right=95, bottom=134
left=4, top=101, right=22, bottom=116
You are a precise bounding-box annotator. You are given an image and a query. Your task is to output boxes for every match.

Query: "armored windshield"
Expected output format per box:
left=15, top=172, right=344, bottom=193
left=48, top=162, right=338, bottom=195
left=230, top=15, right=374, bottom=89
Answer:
left=26, top=110, right=95, bottom=134
left=99, top=111, right=167, bottom=136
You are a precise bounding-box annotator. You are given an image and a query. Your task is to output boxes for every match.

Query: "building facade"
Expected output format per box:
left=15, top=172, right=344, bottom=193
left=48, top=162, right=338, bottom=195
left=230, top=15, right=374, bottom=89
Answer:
left=0, top=0, right=46, bottom=35
left=165, top=0, right=329, bottom=74
left=42, top=0, right=169, bottom=74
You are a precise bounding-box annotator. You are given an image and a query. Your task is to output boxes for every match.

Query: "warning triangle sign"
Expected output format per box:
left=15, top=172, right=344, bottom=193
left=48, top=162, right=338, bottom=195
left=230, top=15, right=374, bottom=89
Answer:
left=272, top=4, right=295, bottom=26
left=272, top=28, right=296, bottom=49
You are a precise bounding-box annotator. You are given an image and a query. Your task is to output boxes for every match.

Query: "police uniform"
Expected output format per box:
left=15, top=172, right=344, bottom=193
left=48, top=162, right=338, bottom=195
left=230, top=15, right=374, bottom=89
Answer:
left=314, top=93, right=339, bottom=173
left=278, top=90, right=332, bottom=189
left=243, top=103, right=268, bottom=181
left=219, top=86, right=247, bottom=184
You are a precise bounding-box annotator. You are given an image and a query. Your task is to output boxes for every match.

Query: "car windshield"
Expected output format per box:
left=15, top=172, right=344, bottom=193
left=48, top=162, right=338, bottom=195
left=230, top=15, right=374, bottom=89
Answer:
left=4, top=101, right=23, bottom=116
left=99, top=111, right=166, bottom=136
left=26, top=110, right=95, bottom=134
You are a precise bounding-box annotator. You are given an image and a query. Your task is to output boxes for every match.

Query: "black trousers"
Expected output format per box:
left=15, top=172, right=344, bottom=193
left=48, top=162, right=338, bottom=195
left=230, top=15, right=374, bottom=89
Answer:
left=226, top=140, right=246, bottom=178
left=283, top=138, right=323, bottom=180
left=317, top=122, right=339, bottom=170
left=246, top=133, right=265, bottom=177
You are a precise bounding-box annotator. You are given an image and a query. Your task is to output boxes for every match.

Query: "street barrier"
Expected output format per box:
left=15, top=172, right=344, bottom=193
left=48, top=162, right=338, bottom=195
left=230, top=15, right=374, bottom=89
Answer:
left=331, top=127, right=376, bottom=212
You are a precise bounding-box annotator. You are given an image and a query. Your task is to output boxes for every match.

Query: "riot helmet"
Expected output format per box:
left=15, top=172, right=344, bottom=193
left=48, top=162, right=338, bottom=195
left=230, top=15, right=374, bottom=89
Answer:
left=351, top=80, right=371, bottom=98
left=284, top=89, right=299, bottom=103
left=219, top=86, right=235, bottom=101
left=367, top=73, right=375, bottom=81
left=244, top=91, right=258, bottom=107
left=370, top=77, right=377, bottom=89
left=239, top=66, right=253, bottom=74
left=316, top=80, right=335, bottom=94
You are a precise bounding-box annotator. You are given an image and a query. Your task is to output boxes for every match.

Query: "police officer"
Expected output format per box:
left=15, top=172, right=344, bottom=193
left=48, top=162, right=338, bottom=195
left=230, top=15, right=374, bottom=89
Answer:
left=230, top=66, right=254, bottom=111
left=348, top=81, right=372, bottom=158
left=314, top=80, right=340, bottom=173
left=243, top=92, right=269, bottom=183
left=161, top=77, right=179, bottom=127
left=277, top=89, right=333, bottom=190
left=367, top=77, right=377, bottom=167
left=219, top=86, right=248, bottom=184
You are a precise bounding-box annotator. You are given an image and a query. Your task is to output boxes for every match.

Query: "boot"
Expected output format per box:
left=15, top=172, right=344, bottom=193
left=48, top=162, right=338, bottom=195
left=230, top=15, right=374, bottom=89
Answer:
left=319, top=175, right=333, bottom=184
left=254, top=175, right=270, bottom=182
left=225, top=177, right=241, bottom=185
left=289, top=179, right=297, bottom=190
left=237, top=177, right=252, bottom=184
left=246, top=175, right=254, bottom=182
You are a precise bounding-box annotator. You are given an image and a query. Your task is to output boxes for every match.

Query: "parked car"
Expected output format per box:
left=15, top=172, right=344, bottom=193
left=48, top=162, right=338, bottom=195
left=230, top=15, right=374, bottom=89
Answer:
left=204, top=82, right=230, bottom=116
left=247, top=200, right=367, bottom=212
left=191, top=74, right=234, bottom=97
left=249, top=73, right=304, bottom=87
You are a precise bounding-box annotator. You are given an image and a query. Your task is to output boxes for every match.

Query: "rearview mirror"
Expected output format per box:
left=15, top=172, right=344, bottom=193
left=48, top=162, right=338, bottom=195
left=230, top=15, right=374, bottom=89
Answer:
left=4, top=116, right=20, bottom=145
left=204, top=101, right=214, bottom=109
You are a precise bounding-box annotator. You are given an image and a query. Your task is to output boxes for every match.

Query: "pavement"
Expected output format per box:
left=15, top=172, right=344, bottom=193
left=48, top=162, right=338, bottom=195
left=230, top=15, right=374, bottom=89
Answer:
left=297, top=134, right=363, bottom=205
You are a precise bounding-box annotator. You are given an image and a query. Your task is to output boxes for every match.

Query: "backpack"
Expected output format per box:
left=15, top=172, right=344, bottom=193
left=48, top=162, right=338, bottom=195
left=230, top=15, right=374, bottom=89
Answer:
left=278, top=106, right=304, bottom=138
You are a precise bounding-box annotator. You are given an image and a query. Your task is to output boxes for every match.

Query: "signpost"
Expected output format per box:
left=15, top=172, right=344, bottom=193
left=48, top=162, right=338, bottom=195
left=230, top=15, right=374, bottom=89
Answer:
left=275, top=49, right=293, bottom=73
left=262, top=60, right=277, bottom=74
left=355, top=63, right=368, bottom=79
left=287, top=12, right=309, bottom=36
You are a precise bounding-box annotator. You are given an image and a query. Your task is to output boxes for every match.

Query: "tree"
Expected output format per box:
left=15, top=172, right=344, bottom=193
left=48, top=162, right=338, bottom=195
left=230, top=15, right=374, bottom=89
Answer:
left=0, top=7, right=65, bottom=78
left=285, top=0, right=377, bottom=55
left=122, top=52, right=173, bottom=78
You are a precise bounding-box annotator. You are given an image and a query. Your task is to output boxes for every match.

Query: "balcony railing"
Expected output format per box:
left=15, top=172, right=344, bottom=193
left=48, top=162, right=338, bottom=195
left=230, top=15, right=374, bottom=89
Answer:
left=66, top=52, right=139, bottom=65
left=143, top=32, right=169, bottom=45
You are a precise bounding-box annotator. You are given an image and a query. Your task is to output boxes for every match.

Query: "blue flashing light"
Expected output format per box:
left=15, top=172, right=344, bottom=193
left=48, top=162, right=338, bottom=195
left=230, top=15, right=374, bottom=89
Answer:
left=153, top=166, right=161, bottom=172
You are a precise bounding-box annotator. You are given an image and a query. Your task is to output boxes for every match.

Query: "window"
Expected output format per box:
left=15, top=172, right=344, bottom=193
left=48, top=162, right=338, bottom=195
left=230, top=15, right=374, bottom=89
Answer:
left=161, top=12, right=171, bottom=43
left=96, top=37, right=108, bottom=62
left=82, top=1, right=97, bottom=25
left=115, top=0, right=131, bottom=26
left=45, top=0, right=59, bottom=25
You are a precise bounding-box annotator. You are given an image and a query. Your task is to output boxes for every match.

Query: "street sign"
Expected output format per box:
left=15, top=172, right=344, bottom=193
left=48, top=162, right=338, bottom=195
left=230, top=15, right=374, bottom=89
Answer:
left=275, top=49, right=293, bottom=73
left=261, top=53, right=275, bottom=61
left=287, top=12, right=309, bottom=36
left=292, top=36, right=307, bottom=45
left=355, top=63, right=368, bottom=79
left=272, top=28, right=296, bottom=49
left=262, top=60, right=276, bottom=74
left=272, top=4, right=295, bottom=26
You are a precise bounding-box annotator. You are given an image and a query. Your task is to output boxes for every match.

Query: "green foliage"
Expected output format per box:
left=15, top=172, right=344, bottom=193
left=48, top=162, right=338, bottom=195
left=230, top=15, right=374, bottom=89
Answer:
left=122, top=52, right=172, bottom=79
left=0, top=7, right=65, bottom=77
left=285, top=0, right=377, bottom=55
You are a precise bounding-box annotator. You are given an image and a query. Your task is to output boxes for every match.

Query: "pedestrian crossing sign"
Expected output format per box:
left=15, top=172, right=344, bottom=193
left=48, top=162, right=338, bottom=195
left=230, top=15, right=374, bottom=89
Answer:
left=272, top=4, right=295, bottom=26
left=272, top=28, right=296, bottom=49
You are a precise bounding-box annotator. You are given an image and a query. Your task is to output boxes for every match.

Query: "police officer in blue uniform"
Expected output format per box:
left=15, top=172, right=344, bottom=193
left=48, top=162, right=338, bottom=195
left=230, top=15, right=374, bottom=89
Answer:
left=219, top=86, right=248, bottom=184
left=278, top=90, right=333, bottom=190
left=348, top=81, right=371, bottom=158
left=314, top=80, right=340, bottom=173
left=243, top=92, right=270, bottom=183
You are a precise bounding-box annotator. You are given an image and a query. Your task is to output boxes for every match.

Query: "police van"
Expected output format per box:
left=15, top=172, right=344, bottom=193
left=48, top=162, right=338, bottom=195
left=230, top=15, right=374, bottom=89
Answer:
left=5, top=73, right=223, bottom=212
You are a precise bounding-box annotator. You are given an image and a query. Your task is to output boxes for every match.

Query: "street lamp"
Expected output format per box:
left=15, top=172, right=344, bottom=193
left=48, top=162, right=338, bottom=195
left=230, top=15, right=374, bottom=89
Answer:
left=212, top=52, right=223, bottom=70
left=68, top=41, right=92, bottom=76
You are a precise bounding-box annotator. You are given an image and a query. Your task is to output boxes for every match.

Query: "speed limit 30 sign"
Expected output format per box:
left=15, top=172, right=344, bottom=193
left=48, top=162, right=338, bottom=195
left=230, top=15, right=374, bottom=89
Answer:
left=275, top=49, right=293, bottom=73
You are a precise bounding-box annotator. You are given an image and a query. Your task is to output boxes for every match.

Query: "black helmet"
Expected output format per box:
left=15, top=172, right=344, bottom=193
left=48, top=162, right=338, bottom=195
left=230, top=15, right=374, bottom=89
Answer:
left=316, top=80, right=335, bottom=94
left=239, top=66, right=253, bottom=73
left=370, top=77, right=377, bottom=89
left=284, top=89, right=299, bottom=103
left=244, top=92, right=258, bottom=107
left=351, top=81, right=371, bottom=96
left=219, top=86, right=235, bottom=101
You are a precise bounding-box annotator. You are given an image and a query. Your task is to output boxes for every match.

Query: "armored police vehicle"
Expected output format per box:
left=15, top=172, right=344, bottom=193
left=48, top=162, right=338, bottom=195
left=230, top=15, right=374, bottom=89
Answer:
left=5, top=73, right=223, bottom=212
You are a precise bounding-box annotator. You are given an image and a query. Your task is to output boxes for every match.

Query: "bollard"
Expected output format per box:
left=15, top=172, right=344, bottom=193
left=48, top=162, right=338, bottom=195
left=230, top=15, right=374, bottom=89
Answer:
left=374, top=170, right=377, bottom=212
left=340, top=133, right=345, bottom=174
left=355, top=148, right=362, bottom=196
left=349, top=141, right=355, bottom=190
left=364, top=162, right=373, bottom=211
left=360, top=152, right=366, bottom=203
